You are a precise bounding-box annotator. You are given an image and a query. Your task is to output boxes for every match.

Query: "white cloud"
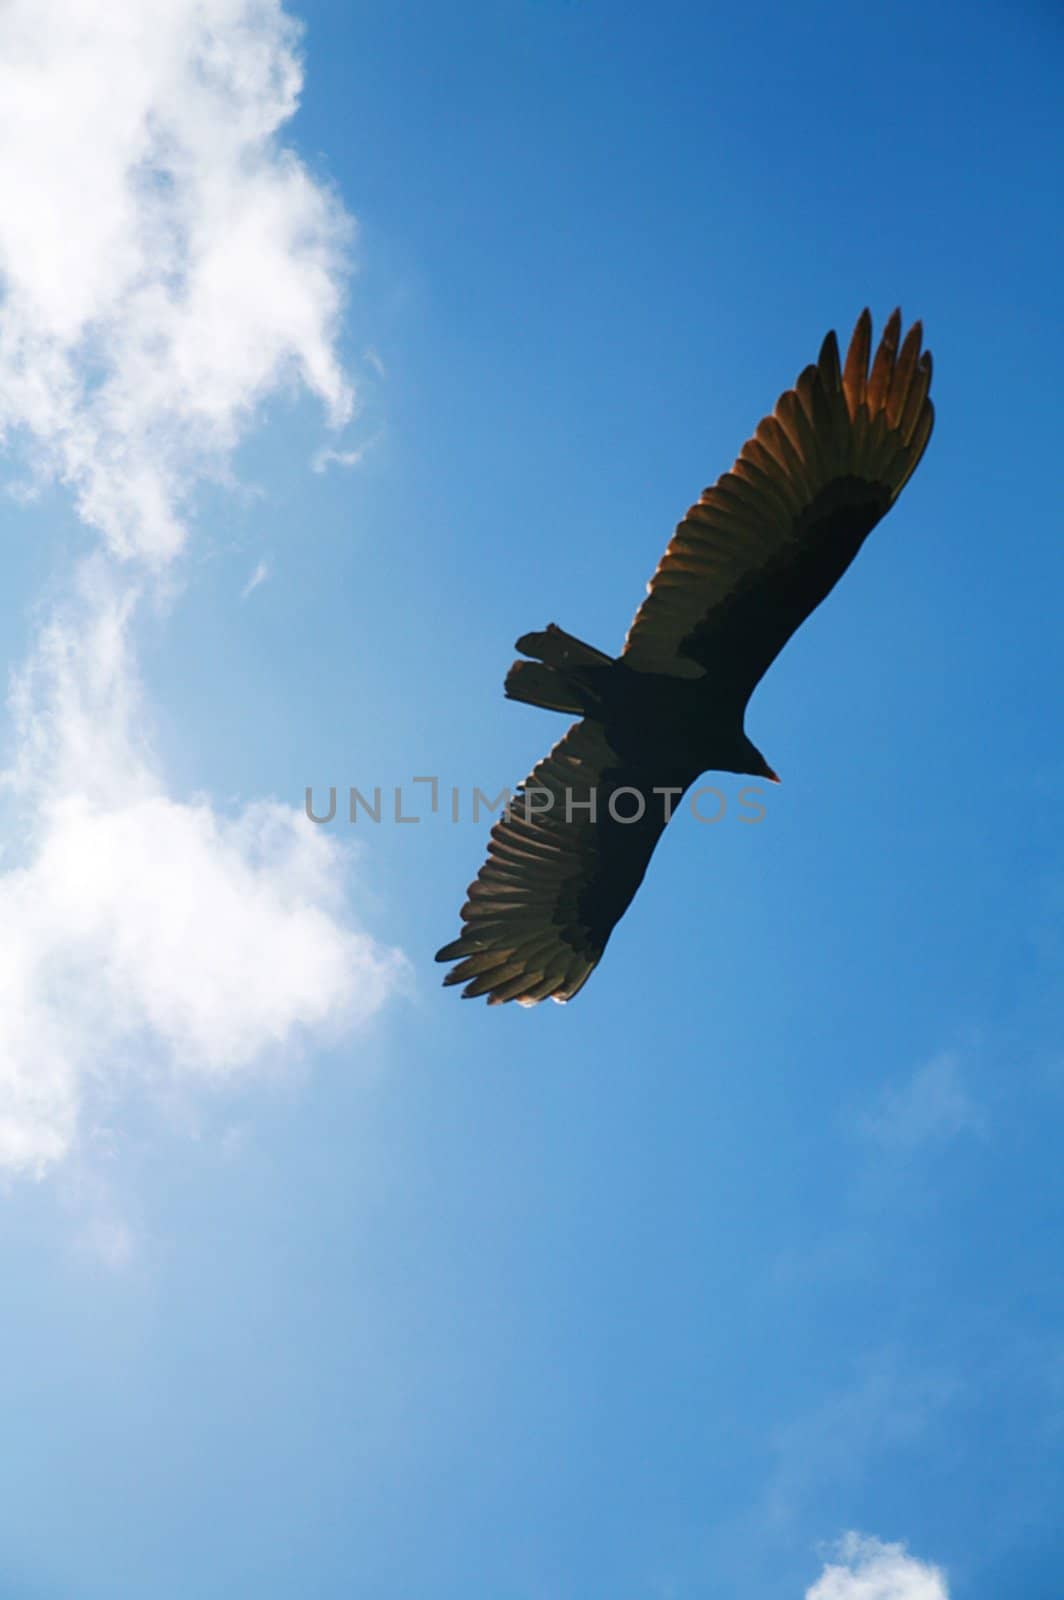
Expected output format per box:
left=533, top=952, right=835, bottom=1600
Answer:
left=859, top=1053, right=985, bottom=1152
left=0, top=1, right=406, bottom=1176
left=0, top=571, right=406, bottom=1174
left=240, top=557, right=271, bottom=598
left=0, top=0, right=352, bottom=562
left=806, top=1534, right=948, bottom=1600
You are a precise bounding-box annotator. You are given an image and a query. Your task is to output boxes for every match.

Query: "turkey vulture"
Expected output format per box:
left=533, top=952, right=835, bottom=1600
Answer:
left=437, top=309, right=934, bottom=1005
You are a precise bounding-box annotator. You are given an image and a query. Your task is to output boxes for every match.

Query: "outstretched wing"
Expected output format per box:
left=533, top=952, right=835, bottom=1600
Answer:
left=435, top=719, right=693, bottom=1005
left=622, top=309, right=934, bottom=699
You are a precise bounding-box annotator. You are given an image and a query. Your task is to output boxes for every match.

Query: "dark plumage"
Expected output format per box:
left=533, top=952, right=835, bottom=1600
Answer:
left=437, top=310, right=934, bottom=1005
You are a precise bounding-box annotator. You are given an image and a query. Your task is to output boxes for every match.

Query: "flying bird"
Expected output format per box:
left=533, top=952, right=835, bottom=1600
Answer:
left=437, top=309, right=934, bottom=1005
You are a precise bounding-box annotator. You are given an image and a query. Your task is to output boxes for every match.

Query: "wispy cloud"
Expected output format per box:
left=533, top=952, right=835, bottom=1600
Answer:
left=240, top=558, right=271, bottom=599
left=765, top=1352, right=957, bottom=1531
left=0, top=0, right=406, bottom=1176
left=311, top=438, right=374, bottom=473
left=859, top=1053, right=986, bottom=1152
left=806, top=1533, right=949, bottom=1599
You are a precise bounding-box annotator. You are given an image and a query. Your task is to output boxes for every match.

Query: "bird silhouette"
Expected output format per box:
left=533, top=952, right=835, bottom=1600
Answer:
left=437, top=310, right=934, bottom=1004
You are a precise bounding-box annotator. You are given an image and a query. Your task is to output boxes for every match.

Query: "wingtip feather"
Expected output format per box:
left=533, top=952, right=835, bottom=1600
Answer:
left=817, top=328, right=842, bottom=388
left=842, top=308, right=873, bottom=415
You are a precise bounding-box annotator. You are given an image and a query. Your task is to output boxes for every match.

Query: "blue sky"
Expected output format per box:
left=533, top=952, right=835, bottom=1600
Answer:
left=0, top=2, right=1060, bottom=1597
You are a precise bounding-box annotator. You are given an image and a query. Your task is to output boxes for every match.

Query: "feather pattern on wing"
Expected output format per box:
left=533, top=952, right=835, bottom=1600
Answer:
left=436, top=719, right=691, bottom=1004
left=621, top=309, right=934, bottom=694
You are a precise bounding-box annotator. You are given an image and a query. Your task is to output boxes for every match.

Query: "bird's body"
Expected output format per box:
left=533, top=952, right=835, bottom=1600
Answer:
left=437, top=310, right=934, bottom=1005
left=530, top=654, right=773, bottom=777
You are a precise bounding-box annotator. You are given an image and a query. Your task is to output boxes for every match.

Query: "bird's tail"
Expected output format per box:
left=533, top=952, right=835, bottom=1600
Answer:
left=504, top=623, right=614, bottom=714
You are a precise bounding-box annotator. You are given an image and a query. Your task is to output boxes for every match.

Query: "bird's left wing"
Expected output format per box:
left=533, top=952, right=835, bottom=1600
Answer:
left=435, top=719, right=691, bottom=1004
left=621, top=309, right=934, bottom=698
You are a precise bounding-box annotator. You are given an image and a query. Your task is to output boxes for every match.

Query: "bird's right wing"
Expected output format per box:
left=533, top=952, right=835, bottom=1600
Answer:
left=435, top=719, right=692, bottom=1005
left=621, top=309, right=934, bottom=698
